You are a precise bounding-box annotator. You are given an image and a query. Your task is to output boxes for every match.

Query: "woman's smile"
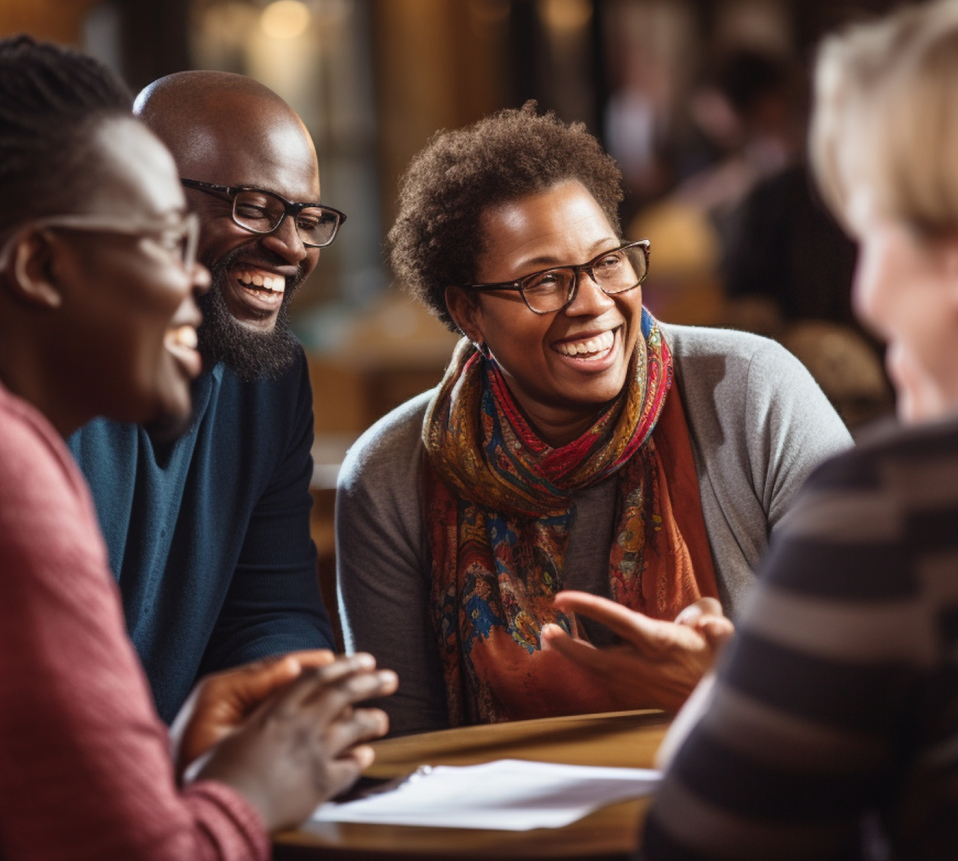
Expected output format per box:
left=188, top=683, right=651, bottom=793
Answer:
left=552, top=325, right=618, bottom=361
left=447, top=179, right=643, bottom=445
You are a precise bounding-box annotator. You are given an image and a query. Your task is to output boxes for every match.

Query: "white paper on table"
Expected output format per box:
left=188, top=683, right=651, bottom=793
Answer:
left=310, top=759, right=661, bottom=831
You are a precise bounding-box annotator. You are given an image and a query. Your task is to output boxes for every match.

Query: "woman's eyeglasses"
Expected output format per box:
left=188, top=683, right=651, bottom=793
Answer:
left=460, top=239, right=650, bottom=314
left=0, top=212, right=200, bottom=271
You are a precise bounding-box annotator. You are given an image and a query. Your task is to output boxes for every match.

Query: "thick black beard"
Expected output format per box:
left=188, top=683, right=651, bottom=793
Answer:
left=198, top=248, right=304, bottom=383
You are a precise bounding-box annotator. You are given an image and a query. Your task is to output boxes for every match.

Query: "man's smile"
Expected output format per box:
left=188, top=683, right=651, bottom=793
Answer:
left=221, top=261, right=295, bottom=326
left=235, top=267, right=285, bottom=294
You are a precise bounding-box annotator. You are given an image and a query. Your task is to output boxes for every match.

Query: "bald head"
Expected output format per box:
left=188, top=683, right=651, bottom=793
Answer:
left=132, top=71, right=327, bottom=381
left=134, top=71, right=319, bottom=191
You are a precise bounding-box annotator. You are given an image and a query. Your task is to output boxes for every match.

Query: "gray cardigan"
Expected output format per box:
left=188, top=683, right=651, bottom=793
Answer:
left=336, top=324, right=853, bottom=735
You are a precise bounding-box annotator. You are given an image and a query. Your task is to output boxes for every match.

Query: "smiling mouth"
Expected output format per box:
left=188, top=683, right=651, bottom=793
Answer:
left=235, top=267, right=285, bottom=295
left=167, top=324, right=198, bottom=350
left=554, top=328, right=616, bottom=358
left=164, top=324, right=202, bottom=378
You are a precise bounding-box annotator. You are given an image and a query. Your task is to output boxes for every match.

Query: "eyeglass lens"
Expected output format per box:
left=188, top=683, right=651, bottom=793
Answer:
left=232, top=189, right=340, bottom=246
left=522, top=244, right=647, bottom=312
left=154, top=215, right=199, bottom=270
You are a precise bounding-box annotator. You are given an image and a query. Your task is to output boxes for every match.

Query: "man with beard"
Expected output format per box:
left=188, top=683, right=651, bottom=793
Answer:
left=68, top=71, right=339, bottom=723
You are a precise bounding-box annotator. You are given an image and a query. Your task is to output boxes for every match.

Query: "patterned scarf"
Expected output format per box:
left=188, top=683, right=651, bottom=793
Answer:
left=422, top=310, right=717, bottom=725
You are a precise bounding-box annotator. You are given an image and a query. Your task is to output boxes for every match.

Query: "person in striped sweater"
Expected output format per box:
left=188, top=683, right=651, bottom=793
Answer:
left=641, top=2, right=958, bottom=858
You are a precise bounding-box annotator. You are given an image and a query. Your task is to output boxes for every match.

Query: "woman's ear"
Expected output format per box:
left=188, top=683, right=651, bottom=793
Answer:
left=5, top=229, right=63, bottom=309
left=445, top=285, right=483, bottom=342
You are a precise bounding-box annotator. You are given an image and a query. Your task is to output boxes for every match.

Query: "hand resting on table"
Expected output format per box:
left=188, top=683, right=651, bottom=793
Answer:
left=171, top=648, right=337, bottom=781
left=172, top=652, right=398, bottom=831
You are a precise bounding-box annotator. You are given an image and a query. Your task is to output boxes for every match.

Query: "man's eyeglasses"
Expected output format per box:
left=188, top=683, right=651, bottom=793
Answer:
left=180, top=178, right=346, bottom=248
left=460, top=239, right=650, bottom=314
left=0, top=212, right=199, bottom=271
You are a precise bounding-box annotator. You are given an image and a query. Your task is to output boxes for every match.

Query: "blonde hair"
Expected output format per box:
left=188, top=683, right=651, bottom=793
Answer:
left=810, top=0, right=958, bottom=237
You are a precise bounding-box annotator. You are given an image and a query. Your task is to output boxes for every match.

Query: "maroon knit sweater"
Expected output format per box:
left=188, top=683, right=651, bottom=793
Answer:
left=0, top=380, right=269, bottom=861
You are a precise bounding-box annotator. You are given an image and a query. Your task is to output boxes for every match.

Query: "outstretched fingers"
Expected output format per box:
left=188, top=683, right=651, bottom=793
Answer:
left=540, top=621, right=597, bottom=660
left=552, top=590, right=701, bottom=657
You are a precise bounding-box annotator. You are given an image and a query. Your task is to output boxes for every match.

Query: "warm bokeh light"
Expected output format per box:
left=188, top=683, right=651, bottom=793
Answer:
left=260, top=0, right=311, bottom=40
left=538, top=0, right=592, bottom=34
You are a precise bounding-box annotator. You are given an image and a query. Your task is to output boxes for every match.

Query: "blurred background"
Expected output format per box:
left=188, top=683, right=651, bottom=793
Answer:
left=4, top=0, right=914, bottom=643
left=2, top=0, right=908, bottom=435
left=9, top=4, right=918, bottom=407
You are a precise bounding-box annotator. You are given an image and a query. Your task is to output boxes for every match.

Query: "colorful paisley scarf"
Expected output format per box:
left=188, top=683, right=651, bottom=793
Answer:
left=422, top=310, right=718, bottom=726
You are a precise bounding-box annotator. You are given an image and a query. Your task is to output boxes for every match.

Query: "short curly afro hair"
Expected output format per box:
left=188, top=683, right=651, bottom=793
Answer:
left=387, top=102, right=624, bottom=330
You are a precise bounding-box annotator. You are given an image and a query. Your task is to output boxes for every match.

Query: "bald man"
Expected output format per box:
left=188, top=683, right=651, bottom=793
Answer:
left=68, top=72, right=336, bottom=723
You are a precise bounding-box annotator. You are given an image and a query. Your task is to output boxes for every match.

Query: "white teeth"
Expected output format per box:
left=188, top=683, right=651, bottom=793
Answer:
left=236, top=270, right=285, bottom=293
left=166, top=325, right=198, bottom=350
left=556, top=329, right=614, bottom=357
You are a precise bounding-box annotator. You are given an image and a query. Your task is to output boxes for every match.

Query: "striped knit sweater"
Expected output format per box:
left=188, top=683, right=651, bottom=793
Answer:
left=642, top=414, right=958, bottom=861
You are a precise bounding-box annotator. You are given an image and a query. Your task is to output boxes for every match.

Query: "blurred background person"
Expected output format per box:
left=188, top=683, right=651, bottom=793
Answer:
left=672, top=46, right=806, bottom=253
left=631, top=40, right=892, bottom=434
left=641, top=2, right=958, bottom=857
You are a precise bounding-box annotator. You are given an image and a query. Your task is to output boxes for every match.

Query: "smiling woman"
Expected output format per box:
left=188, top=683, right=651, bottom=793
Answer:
left=447, top=181, right=646, bottom=445
left=335, top=102, right=854, bottom=736
left=0, top=103, right=205, bottom=446
left=0, top=35, right=395, bottom=861
left=33, top=118, right=207, bottom=438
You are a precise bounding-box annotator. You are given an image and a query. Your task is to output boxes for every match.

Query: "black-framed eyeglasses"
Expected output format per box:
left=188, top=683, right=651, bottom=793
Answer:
left=460, top=239, right=650, bottom=314
left=0, top=212, right=200, bottom=271
left=180, top=178, right=346, bottom=248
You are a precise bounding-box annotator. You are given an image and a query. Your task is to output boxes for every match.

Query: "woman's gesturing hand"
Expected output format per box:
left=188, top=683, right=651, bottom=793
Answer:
left=540, top=590, right=733, bottom=713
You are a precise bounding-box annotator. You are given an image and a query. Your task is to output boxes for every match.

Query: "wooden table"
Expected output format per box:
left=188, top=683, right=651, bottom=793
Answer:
left=273, top=709, right=670, bottom=860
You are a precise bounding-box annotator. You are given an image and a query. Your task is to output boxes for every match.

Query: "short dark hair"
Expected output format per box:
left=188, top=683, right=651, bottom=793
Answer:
left=0, top=35, right=133, bottom=233
left=387, top=102, right=624, bottom=329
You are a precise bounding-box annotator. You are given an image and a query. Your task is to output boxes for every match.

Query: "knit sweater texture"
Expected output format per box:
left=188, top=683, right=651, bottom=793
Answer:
left=0, top=379, right=269, bottom=861
left=69, top=349, right=334, bottom=722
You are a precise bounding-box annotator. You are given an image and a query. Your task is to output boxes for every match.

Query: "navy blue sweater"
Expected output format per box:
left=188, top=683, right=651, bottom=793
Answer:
left=68, top=350, right=334, bottom=723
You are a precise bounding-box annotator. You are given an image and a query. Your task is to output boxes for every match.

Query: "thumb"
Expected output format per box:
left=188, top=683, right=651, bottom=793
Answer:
left=540, top=623, right=566, bottom=652
left=698, top=616, right=735, bottom=650
left=674, top=597, right=723, bottom=626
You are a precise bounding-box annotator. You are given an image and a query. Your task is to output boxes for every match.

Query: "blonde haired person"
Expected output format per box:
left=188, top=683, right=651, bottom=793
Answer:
left=641, top=3, right=958, bottom=858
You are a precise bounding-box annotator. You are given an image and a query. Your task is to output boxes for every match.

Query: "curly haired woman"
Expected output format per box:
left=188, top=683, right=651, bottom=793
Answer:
left=337, top=103, right=850, bottom=736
